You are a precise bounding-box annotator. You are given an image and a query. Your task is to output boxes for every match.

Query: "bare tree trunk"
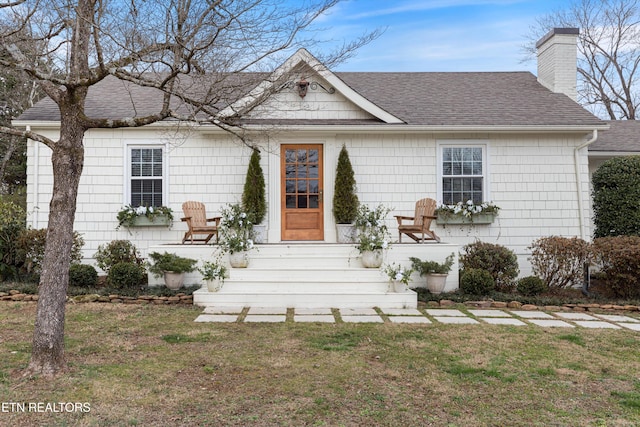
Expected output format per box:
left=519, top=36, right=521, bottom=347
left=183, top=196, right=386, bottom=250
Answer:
left=25, top=100, right=85, bottom=377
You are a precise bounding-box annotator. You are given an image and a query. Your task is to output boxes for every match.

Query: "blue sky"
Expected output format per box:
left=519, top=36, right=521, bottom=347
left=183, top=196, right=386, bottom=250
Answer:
left=307, top=0, right=574, bottom=73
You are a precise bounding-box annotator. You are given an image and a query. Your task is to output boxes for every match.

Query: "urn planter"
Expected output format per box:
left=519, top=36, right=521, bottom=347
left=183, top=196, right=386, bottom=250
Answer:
left=426, top=273, right=448, bottom=294
left=229, top=251, right=249, bottom=268
left=360, top=250, right=383, bottom=268
left=206, top=279, right=223, bottom=292
left=163, top=271, right=185, bottom=290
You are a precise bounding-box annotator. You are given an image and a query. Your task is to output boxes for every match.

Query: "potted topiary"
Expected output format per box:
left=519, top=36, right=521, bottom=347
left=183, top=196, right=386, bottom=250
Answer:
left=410, top=253, right=455, bottom=294
left=242, top=148, right=267, bottom=243
left=199, top=259, right=228, bottom=292
left=148, top=251, right=197, bottom=290
left=332, top=144, right=359, bottom=243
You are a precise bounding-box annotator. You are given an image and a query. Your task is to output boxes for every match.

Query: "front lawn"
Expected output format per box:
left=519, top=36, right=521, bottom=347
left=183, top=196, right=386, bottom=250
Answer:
left=1, top=303, right=640, bottom=426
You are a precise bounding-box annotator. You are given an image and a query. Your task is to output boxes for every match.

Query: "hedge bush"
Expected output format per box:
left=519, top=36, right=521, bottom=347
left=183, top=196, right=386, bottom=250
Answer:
left=69, top=264, right=98, bottom=287
left=459, top=268, right=495, bottom=295
left=516, top=276, right=548, bottom=296
left=459, top=241, right=519, bottom=291
left=94, top=240, right=143, bottom=274
left=0, top=200, right=26, bottom=280
left=528, top=236, right=591, bottom=291
left=592, top=236, right=640, bottom=298
left=107, top=262, right=146, bottom=290
left=592, top=156, right=640, bottom=237
left=16, top=228, right=84, bottom=276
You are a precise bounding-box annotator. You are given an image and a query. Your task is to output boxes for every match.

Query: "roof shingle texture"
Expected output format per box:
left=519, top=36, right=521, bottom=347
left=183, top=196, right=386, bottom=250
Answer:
left=18, top=71, right=603, bottom=127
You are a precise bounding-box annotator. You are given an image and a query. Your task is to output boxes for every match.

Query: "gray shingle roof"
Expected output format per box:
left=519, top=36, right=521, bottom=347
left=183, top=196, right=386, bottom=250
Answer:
left=18, top=71, right=604, bottom=128
left=590, top=120, right=640, bottom=152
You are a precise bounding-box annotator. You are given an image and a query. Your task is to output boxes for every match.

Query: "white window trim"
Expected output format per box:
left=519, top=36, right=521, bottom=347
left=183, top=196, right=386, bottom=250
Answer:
left=436, top=140, right=490, bottom=204
left=123, top=141, right=170, bottom=207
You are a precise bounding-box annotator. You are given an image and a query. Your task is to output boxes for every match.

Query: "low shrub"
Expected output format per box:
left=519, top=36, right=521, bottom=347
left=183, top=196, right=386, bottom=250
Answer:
left=94, top=240, right=143, bottom=273
left=107, top=262, right=146, bottom=290
left=592, top=236, right=640, bottom=299
left=0, top=200, right=26, bottom=280
left=16, top=228, right=84, bottom=276
left=516, top=276, right=548, bottom=296
left=529, top=236, right=591, bottom=291
left=460, top=268, right=495, bottom=295
left=69, top=264, right=98, bottom=287
left=460, top=241, right=519, bottom=291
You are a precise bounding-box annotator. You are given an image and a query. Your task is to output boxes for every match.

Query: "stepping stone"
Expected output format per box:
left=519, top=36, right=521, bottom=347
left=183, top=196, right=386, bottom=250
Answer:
left=433, top=316, right=479, bottom=324
left=481, top=318, right=527, bottom=326
left=596, top=314, right=640, bottom=323
left=573, top=321, right=621, bottom=329
left=510, top=310, right=555, bottom=319
left=243, top=315, right=286, bottom=323
left=295, top=308, right=333, bottom=315
left=341, top=315, right=384, bottom=323
left=425, top=309, right=467, bottom=317
left=554, top=312, right=598, bottom=321
left=527, top=319, right=575, bottom=328
left=247, top=307, right=288, bottom=315
left=468, top=309, right=513, bottom=318
left=203, top=306, right=244, bottom=314
left=383, top=308, right=424, bottom=316
left=340, top=308, right=379, bottom=316
left=388, top=316, right=432, bottom=324
left=194, top=314, right=239, bottom=322
left=294, top=315, right=336, bottom=323
left=618, top=323, right=640, bottom=331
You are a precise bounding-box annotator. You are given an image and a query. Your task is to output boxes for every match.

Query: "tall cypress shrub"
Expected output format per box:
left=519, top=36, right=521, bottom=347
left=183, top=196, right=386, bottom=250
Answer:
left=592, top=156, right=640, bottom=237
left=242, top=149, right=266, bottom=225
left=332, top=144, right=359, bottom=224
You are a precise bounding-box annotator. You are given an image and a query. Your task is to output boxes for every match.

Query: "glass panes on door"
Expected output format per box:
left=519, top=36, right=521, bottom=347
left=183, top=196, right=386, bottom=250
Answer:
left=284, top=148, right=320, bottom=209
left=442, top=146, right=483, bottom=204
left=130, top=148, right=163, bottom=207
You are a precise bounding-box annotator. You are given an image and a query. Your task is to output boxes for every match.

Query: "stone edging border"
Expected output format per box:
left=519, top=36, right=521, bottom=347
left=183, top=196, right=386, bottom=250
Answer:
left=0, top=290, right=193, bottom=305
left=2, top=290, right=639, bottom=313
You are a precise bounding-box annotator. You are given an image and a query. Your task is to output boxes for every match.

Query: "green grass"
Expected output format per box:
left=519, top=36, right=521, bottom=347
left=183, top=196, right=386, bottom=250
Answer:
left=2, top=302, right=640, bottom=426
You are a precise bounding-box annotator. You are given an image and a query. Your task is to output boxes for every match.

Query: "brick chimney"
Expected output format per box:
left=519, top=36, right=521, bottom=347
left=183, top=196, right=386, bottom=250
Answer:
left=536, top=27, right=579, bottom=101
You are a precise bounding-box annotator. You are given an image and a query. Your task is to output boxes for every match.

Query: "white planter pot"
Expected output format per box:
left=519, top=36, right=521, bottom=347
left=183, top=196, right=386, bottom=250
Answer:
left=205, top=278, right=223, bottom=292
left=163, top=271, right=185, bottom=290
left=335, top=223, right=356, bottom=243
left=252, top=224, right=267, bottom=244
left=229, top=251, right=249, bottom=268
left=360, top=250, right=383, bottom=268
left=426, top=273, right=448, bottom=294
left=391, top=281, right=407, bottom=293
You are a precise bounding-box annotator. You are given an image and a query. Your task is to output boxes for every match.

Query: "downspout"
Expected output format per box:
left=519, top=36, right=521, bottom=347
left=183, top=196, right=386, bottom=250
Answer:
left=574, top=129, right=598, bottom=296
left=28, top=125, right=40, bottom=229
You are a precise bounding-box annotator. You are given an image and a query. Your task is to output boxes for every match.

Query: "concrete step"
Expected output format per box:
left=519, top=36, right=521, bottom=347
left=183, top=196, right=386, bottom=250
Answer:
left=193, top=288, right=417, bottom=309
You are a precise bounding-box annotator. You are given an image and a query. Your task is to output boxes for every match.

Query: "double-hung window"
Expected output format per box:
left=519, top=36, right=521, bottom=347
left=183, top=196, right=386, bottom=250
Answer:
left=440, top=145, right=486, bottom=204
left=128, top=147, right=164, bottom=207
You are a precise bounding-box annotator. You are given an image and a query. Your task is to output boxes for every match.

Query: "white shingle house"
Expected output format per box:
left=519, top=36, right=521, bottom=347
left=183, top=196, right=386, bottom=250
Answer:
left=14, top=28, right=609, bottom=307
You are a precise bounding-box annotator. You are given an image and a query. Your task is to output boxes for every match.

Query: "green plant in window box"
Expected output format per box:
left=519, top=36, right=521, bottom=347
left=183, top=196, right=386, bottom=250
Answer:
left=435, top=200, right=499, bottom=224
left=116, top=205, right=174, bottom=229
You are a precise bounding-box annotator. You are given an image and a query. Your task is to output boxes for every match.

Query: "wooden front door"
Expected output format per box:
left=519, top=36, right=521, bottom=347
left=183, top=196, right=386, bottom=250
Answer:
left=281, top=144, right=324, bottom=240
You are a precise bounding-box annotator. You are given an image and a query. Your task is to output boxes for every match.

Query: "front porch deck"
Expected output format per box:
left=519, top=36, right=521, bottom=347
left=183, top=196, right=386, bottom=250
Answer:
left=147, top=242, right=459, bottom=310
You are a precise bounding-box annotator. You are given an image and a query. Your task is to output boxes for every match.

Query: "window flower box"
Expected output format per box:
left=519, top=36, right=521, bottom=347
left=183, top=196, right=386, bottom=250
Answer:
left=435, top=201, right=499, bottom=225
left=116, top=205, right=174, bottom=229
left=129, top=214, right=172, bottom=227
left=436, top=212, right=496, bottom=225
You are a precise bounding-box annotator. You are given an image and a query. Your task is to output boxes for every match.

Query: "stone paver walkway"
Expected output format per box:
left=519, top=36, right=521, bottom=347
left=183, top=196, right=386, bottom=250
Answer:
left=194, top=307, right=640, bottom=330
